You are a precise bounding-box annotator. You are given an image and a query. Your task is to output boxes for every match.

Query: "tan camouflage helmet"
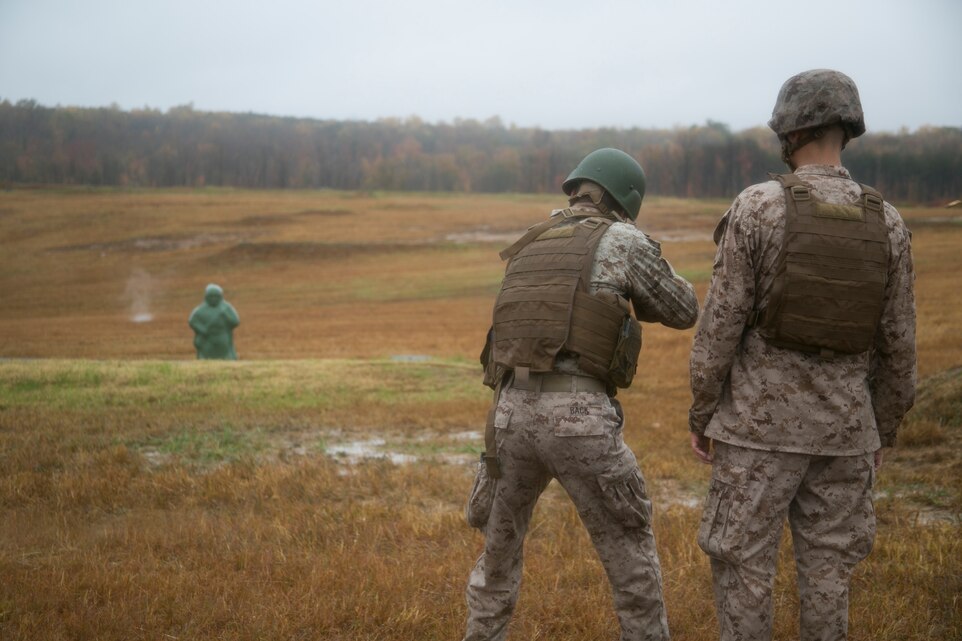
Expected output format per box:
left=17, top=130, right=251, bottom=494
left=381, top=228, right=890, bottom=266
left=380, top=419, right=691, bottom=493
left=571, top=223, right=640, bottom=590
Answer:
left=768, top=69, right=866, bottom=140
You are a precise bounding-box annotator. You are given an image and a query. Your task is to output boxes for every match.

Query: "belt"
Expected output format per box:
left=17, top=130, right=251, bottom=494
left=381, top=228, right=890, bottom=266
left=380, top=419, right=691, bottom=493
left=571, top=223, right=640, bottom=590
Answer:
left=510, top=370, right=607, bottom=393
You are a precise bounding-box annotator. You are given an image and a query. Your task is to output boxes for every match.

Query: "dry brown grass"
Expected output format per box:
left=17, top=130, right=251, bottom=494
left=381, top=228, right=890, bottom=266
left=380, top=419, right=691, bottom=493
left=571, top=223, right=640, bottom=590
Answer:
left=0, top=187, right=959, bottom=640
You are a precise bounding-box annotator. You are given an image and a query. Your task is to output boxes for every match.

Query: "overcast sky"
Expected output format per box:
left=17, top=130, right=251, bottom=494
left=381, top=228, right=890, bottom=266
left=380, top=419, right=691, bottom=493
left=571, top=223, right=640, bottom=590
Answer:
left=1, top=0, right=959, bottom=133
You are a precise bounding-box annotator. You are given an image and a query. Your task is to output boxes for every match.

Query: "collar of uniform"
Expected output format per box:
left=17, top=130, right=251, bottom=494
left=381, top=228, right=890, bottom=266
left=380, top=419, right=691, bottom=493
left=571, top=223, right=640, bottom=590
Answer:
left=568, top=202, right=603, bottom=215
left=549, top=205, right=598, bottom=216
left=568, top=202, right=630, bottom=224
left=794, top=164, right=852, bottom=180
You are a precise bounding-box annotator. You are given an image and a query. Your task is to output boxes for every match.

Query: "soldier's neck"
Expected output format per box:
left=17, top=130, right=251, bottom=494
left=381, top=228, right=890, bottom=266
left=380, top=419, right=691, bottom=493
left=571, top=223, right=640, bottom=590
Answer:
left=789, top=144, right=842, bottom=171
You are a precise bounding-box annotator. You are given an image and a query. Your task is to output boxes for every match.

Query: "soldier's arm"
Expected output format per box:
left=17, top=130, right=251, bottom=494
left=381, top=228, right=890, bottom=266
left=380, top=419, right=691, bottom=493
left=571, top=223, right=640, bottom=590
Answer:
left=688, top=205, right=756, bottom=434
left=625, top=234, right=699, bottom=330
left=869, top=214, right=917, bottom=447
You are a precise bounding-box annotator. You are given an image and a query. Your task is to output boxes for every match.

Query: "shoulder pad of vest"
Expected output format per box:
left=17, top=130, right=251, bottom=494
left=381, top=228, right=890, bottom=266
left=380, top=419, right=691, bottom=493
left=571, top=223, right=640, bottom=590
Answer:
left=769, top=172, right=808, bottom=188
left=858, top=182, right=884, bottom=200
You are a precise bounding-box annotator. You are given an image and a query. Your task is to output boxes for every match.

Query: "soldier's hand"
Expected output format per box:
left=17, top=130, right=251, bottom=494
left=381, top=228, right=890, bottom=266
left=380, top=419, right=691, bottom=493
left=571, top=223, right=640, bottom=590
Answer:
left=874, top=448, right=884, bottom=471
left=690, top=432, right=713, bottom=464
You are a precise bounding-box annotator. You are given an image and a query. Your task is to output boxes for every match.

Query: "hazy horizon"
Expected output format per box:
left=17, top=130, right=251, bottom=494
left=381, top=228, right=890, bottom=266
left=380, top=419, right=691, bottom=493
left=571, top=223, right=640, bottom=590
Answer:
left=2, top=0, right=959, bottom=134
left=3, top=97, right=953, bottom=137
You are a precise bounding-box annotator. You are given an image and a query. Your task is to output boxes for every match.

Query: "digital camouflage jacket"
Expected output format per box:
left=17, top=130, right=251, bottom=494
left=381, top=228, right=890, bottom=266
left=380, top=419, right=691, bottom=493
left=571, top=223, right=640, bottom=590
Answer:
left=689, top=165, right=917, bottom=454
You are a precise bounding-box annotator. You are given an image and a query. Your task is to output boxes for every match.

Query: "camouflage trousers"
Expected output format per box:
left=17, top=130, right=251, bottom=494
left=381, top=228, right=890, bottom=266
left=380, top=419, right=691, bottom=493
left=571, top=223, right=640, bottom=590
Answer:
left=698, top=441, right=876, bottom=641
left=462, top=387, right=670, bottom=641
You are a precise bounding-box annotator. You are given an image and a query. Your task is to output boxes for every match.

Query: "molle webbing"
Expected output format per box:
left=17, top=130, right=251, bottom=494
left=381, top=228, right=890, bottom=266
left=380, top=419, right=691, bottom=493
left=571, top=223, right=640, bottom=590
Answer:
left=755, top=173, right=890, bottom=356
left=492, top=213, right=627, bottom=380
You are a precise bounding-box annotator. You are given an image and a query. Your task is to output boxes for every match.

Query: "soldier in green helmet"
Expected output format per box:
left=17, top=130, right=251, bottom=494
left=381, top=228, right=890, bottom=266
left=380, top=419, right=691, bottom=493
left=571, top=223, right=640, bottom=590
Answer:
left=689, top=70, right=917, bottom=641
left=461, top=148, right=698, bottom=640
left=188, top=283, right=240, bottom=360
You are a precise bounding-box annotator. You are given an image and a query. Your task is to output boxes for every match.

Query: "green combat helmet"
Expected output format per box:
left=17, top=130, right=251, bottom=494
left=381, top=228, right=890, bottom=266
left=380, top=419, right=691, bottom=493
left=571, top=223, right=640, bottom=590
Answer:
left=188, top=283, right=240, bottom=360
left=562, top=148, right=646, bottom=221
left=768, top=69, right=865, bottom=162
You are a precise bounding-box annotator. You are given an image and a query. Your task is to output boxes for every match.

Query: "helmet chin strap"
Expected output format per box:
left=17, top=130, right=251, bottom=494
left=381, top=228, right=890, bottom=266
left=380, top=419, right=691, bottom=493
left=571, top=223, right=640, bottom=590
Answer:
left=780, top=125, right=852, bottom=170
left=568, top=181, right=612, bottom=215
left=780, top=127, right=827, bottom=169
left=566, top=180, right=632, bottom=221
left=781, top=139, right=799, bottom=171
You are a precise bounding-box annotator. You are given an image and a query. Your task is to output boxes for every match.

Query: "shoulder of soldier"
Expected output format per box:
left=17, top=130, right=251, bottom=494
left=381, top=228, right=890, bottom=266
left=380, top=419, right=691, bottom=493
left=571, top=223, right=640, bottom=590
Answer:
left=718, top=179, right=784, bottom=236
left=607, top=219, right=647, bottom=238
left=881, top=200, right=913, bottom=246
left=731, top=179, right=784, bottom=216
left=852, top=181, right=912, bottom=244
left=604, top=220, right=660, bottom=252
left=594, top=221, right=666, bottom=270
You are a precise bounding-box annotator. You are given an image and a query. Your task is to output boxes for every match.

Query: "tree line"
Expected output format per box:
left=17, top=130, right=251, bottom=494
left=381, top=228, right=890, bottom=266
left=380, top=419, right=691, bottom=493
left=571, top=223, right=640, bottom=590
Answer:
left=1, top=99, right=959, bottom=203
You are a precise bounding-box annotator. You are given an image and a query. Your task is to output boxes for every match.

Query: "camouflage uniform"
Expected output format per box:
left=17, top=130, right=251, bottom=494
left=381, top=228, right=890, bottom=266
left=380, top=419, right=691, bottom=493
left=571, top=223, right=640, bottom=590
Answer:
left=464, top=201, right=699, bottom=641
left=689, top=165, right=917, bottom=641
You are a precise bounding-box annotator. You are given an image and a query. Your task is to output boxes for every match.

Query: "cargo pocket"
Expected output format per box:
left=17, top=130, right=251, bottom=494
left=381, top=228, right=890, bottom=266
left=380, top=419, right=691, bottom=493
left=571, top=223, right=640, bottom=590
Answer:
left=608, top=315, right=642, bottom=389
left=697, top=463, right=749, bottom=563
left=552, top=395, right=618, bottom=437
left=494, top=406, right=513, bottom=431
left=598, top=453, right=652, bottom=528
left=554, top=404, right=607, bottom=437
left=465, top=458, right=497, bottom=530
left=479, top=326, right=504, bottom=390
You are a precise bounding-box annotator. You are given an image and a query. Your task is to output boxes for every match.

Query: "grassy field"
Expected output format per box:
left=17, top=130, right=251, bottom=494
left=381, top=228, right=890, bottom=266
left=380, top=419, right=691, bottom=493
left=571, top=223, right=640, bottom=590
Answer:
left=0, top=187, right=959, bottom=640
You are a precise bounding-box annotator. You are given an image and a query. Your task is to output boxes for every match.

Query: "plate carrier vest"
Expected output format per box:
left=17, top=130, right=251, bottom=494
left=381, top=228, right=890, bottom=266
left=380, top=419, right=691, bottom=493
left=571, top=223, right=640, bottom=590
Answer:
left=750, top=173, right=890, bottom=357
left=490, top=209, right=639, bottom=386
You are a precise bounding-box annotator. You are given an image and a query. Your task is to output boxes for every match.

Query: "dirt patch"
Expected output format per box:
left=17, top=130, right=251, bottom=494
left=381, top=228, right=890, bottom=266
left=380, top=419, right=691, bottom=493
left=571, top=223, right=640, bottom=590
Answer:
left=445, top=227, right=713, bottom=245
left=232, top=210, right=352, bottom=225
left=446, top=230, right=522, bottom=245
left=651, top=230, right=714, bottom=242
left=881, top=367, right=962, bottom=524
left=53, top=233, right=247, bottom=253
left=908, top=216, right=962, bottom=229
left=377, top=203, right=441, bottom=211
left=236, top=214, right=294, bottom=226
left=130, top=425, right=710, bottom=506
left=135, top=427, right=482, bottom=470
left=217, top=241, right=431, bottom=262
left=322, top=429, right=480, bottom=467
left=651, top=478, right=705, bottom=509
left=295, top=208, right=353, bottom=217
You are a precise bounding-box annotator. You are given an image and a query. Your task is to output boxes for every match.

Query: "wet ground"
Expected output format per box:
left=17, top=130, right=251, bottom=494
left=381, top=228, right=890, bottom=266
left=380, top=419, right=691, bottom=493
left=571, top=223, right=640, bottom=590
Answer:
left=135, top=425, right=958, bottom=524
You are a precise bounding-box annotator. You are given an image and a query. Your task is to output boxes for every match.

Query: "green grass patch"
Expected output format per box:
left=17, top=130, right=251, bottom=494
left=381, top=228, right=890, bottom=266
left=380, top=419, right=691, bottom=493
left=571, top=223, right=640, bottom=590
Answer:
left=137, top=425, right=268, bottom=464
left=0, top=358, right=487, bottom=414
left=677, top=267, right=713, bottom=283
left=906, top=366, right=962, bottom=430
left=383, top=438, right=481, bottom=458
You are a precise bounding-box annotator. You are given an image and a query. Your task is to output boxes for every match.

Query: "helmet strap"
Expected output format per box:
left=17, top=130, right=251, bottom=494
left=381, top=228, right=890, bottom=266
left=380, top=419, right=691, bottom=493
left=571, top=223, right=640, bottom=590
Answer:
left=840, top=124, right=853, bottom=150
left=569, top=194, right=611, bottom=215
left=780, top=127, right=827, bottom=169
left=568, top=181, right=612, bottom=215
left=567, top=180, right=630, bottom=220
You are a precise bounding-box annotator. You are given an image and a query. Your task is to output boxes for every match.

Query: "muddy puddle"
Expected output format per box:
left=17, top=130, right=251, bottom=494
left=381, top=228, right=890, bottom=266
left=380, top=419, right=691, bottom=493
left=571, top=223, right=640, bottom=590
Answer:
left=134, top=429, right=959, bottom=524
left=324, top=430, right=480, bottom=466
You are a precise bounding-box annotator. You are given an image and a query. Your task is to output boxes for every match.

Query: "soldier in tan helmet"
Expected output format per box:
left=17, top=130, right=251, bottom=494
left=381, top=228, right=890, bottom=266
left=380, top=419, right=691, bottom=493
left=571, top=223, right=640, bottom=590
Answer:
left=462, top=148, right=699, bottom=640
left=688, top=69, right=917, bottom=640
